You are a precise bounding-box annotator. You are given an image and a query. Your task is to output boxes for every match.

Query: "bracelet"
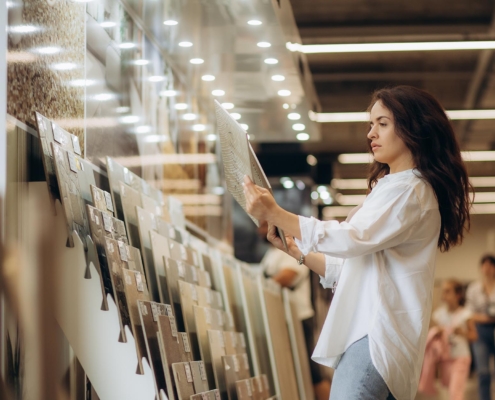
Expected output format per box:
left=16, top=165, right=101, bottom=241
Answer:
left=297, top=253, right=305, bottom=265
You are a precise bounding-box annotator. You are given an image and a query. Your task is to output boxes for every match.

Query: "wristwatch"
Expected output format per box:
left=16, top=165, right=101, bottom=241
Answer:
left=297, top=253, right=305, bottom=265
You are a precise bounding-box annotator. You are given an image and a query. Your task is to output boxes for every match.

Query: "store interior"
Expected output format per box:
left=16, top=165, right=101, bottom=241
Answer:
left=2, top=0, right=495, bottom=399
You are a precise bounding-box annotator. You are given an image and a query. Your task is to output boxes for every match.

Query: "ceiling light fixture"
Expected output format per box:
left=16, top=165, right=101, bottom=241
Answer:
left=119, top=42, right=136, bottom=49
left=133, top=59, right=149, bottom=66
left=69, top=79, right=95, bottom=87
left=100, top=21, right=116, bottom=28
left=331, top=178, right=368, bottom=190
left=201, top=75, right=215, bottom=81
left=119, top=115, right=140, bottom=124
left=93, top=93, right=116, bottom=101
left=51, top=62, right=78, bottom=71
left=178, top=41, right=193, bottom=47
left=264, top=58, right=279, bottom=64
left=288, top=40, right=495, bottom=54
left=248, top=20, right=262, bottom=26
left=35, top=46, right=61, bottom=55
left=207, top=134, right=217, bottom=141
left=190, top=58, right=204, bottom=64
left=271, top=75, right=285, bottom=81
left=160, top=90, right=177, bottom=97
left=212, top=89, right=225, bottom=96
left=221, top=103, right=234, bottom=110
left=192, top=124, right=206, bottom=131
left=163, top=20, right=178, bottom=26
left=288, top=113, right=301, bottom=120
left=307, top=155, right=317, bottom=166
left=149, top=75, right=165, bottom=82
left=240, top=124, right=249, bottom=131
left=182, top=113, right=197, bottom=121
left=278, top=89, right=291, bottom=97
left=134, top=125, right=151, bottom=134
left=257, top=42, right=271, bottom=48
left=338, top=151, right=495, bottom=164
left=292, top=123, right=305, bottom=131
left=296, top=132, right=310, bottom=141
left=230, top=113, right=241, bottom=120
left=174, top=103, right=188, bottom=110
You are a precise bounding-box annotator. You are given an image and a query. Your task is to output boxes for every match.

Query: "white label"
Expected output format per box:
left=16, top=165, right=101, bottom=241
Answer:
left=118, top=241, right=128, bottom=261
left=184, top=364, right=193, bottom=383
left=233, top=356, right=240, bottom=372
left=178, top=262, right=186, bottom=278
left=71, top=135, right=82, bottom=155
left=201, top=394, right=207, bottom=400
left=165, top=304, right=173, bottom=317
left=191, top=285, right=198, bottom=302
left=106, top=240, right=115, bottom=254
left=140, top=302, right=148, bottom=316
left=169, top=316, right=178, bottom=337
left=102, top=212, right=112, bottom=233
left=181, top=333, right=190, bottom=352
left=52, top=124, right=64, bottom=144
left=199, top=361, right=207, bottom=380
left=135, top=272, right=144, bottom=292
left=190, top=266, right=198, bottom=283
left=151, top=303, right=159, bottom=322
left=104, top=191, right=114, bottom=212
left=93, top=188, right=101, bottom=202
left=214, top=390, right=220, bottom=400
left=67, top=152, right=78, bottom=173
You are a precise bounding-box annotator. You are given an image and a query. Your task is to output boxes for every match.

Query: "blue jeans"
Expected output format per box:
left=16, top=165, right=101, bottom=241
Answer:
left=330, top=336, right=396, bottom=400
left=473, top=323, right=495, bottom=400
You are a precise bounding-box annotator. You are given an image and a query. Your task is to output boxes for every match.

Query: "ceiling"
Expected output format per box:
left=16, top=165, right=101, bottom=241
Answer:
left=281, top=0, right=495, bottom=182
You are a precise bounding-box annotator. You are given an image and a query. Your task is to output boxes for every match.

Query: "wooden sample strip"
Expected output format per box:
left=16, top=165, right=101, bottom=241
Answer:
left=223, top=354, right=251, bottom=400
left=190, top=360, right=209, bottom=394
left=157, top=313, right=182, bottom=400
left=119, top=181, right=142, bottom=248
left=190, top=389, right=221, bottom=400
left=122, top=269, right=150, bottom=375
left=172, top=362, right=195, bottom=400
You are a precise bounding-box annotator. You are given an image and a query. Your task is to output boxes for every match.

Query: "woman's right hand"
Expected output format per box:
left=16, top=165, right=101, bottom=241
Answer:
left=267, top=224, right=296, bottom=255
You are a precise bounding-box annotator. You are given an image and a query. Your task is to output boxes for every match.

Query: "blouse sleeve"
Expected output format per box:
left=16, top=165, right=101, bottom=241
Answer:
left=319, top=255, right=345, bottom=290
left=295, top=184, right=421, bottom=259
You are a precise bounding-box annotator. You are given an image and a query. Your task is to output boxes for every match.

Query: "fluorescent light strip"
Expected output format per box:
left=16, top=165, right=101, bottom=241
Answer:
left=338, top=152, right=495, bottom=164
left=331, top=177, right=495, bottom=189
left=292, top=41, right=495, bottom=54
left=335, top=194, right=366, bottom=206
left=111, top=153, right=216, bottom=167
left=314, top=109, right=495, bottom=123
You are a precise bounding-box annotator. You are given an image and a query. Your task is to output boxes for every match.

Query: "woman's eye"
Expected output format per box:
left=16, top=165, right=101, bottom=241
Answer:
left=380, top=123, right=387, bottom=127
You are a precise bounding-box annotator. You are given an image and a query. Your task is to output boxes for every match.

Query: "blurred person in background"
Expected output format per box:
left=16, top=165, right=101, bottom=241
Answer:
left=419, top=279, right=476, bottom=400
left=466, top=254, right=495, bottom=400
left=258, top=221, right=331, bottom=400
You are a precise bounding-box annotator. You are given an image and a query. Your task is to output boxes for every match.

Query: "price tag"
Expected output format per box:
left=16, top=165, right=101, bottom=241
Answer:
left=52, top=123, right=65, bottom=144
left=118, top=241, right=128, bottom=261
left=165, top=304, right=173, bottom=317
left=71, top=135, right=82, bottom=155
left=135, top=272, right=144, bottom=292
left=178, top=262, right=186, bottom=278
left=93, top=187, right=101, bottom=202
left=67, top=152, right=78, bottom=173
left=151, top=303, right=159, bottom=322
left=243, top=354, right=249, bottom=370
left=191, top=285, right=198, bottom=302
left=102, top=212, right=113, bottom=233
left=205, top=308, right=212, bottom=325
left=140, top=302, right=148, bottom=316
left=233, top=356, right=240, bottom=372
left=190, top=266, right=198, bottom=283
left=217, top=310, right=224, bottom=327
left=199, top=361, right=207, bottom=381
left=169, top=316, right=178, bottom=337
left=181, top=333, right=190, bottom=352
left=184, top=364, right=193, bottom=383
left=104, top=191, right=114, bottom=212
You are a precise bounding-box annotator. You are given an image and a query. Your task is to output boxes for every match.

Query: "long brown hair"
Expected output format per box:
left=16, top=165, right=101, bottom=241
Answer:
left=367, top=86, right=472, bottom=252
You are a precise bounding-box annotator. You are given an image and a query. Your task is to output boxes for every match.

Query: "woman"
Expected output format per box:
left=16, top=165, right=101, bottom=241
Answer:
left=419, top=279, right=476, bottom=400
left=466, top=254, right=495, bottom=400
left=243, top=86, right=472, bottom=400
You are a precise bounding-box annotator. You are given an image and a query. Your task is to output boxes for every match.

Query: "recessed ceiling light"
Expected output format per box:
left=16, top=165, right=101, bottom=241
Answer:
left=311, top=191, right=319, bottom=200
left=93, top=93, right=116, bottom=101
left=68, top=79, right=95, bottom=87
left=51, top=62, right=78, bottom=71
left=163, top=20, right=178, bottom=26
left=230, top=113, right=241, bottom=120
left=212, top=89, right=225, bottom=96
left=296, top=180, right=306, bottom=190
left=292, top=123, right=305, bottom=131
left=221, top=103, right=235, bottom=110
left=264, top=58, right=278, bottom=64
left=143, top=135, right=169, bottom=143
left=174, top=103, right=188, bottom=110
left=100, top=21, right=116, bottom=28
left=178, top=41, right=193, bottom=47
left=149, top=75, right=165, bottom=82
left=135, top=125, right=151, bottom=134
left=119, top=42, right=136, bottom=49
left=257, top=42, right=271, bottom=48
left=317, top=186, right=328, bottom=193
left=271, top=75, right=285, bottom=81
left=296, top=132, right=310, bottom=141
left=278, top=89, right=291, bottom=97
left=207, top=134, right=217, bottom=141
left=160, top=90, right=177, bottom=97
left=283, top=103, right=289, bottom=109
left=134, top=59, right=149, bottom=66
left=283, top=180, right=295, bottom=189
left=190, top=58, right=204, bottom=64
left=288, top=113, right=301, bottom=120
left=8, top=25, right=38, bottom=34
left=202, top=75, right=215, bottom=81
left=240, top=123, right=249, bottom=130
left=320, top=191, right=330, bottom=200
left=248, top=20, right=262, bottom=26
left=119, top=115, right=140, bottom=124
left=183, top=113, right=197, bottom=121
left=192, top=124, right=206, bottom=131
left=35, top=46, right=61, bottom=55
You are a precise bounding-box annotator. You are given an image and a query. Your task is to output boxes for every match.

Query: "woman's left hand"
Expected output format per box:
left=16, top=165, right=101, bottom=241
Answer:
left=243, top=175, right=278, bottom=222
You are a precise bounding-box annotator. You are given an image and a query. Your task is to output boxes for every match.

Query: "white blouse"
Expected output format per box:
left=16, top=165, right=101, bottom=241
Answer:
left=296, top=169, right=440, bottom=400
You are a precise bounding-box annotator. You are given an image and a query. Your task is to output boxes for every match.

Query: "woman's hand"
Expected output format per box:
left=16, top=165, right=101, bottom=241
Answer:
left=266, top=224, right=296, bottom=254
left=243, top=176, right=279, bottom=222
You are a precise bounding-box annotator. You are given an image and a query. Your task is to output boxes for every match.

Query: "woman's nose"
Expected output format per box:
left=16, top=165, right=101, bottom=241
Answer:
left=367, top=125, right=377, bottom=140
